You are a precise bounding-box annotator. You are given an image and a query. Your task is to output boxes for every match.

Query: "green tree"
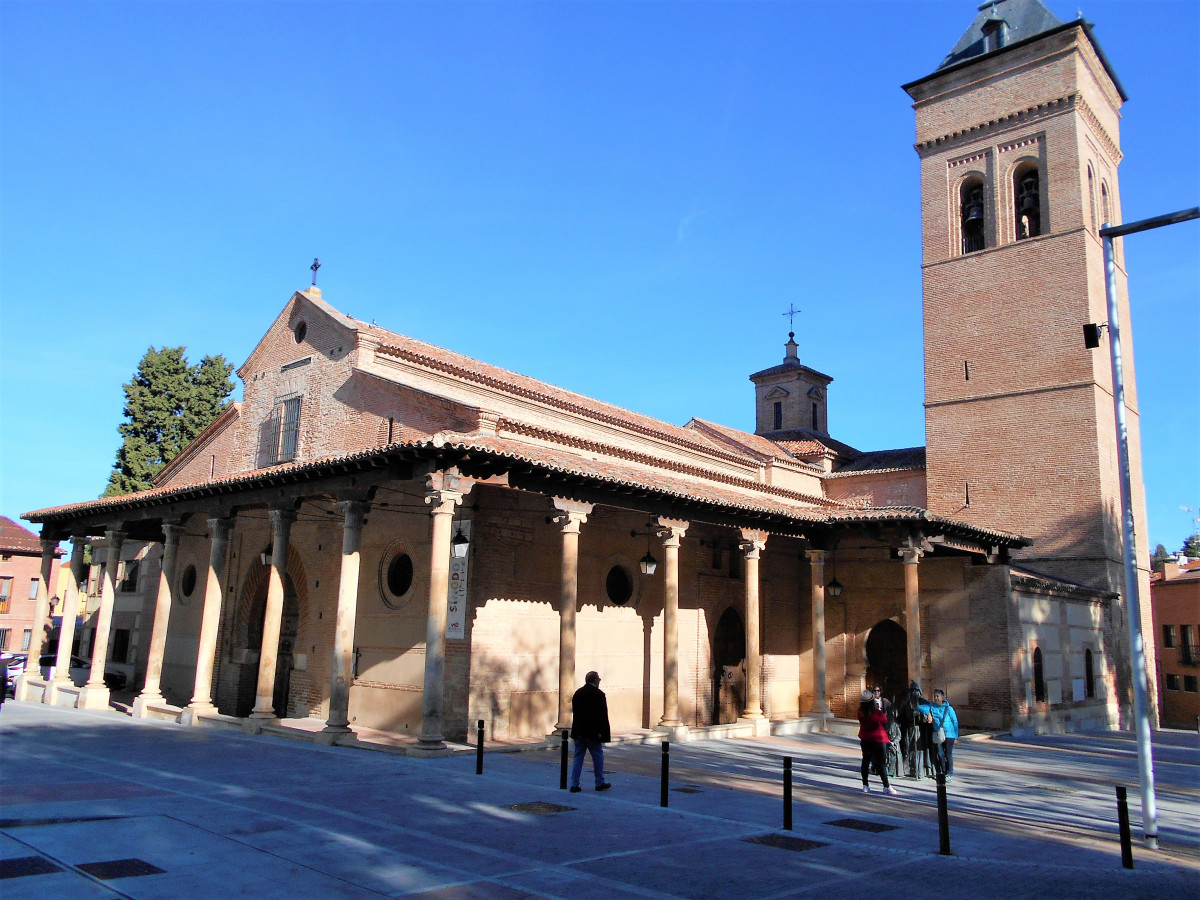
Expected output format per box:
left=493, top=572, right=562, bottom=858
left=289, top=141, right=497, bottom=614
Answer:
left=104, top=347, right=235, bottom=496
left=1151, top=543, right=1171, bottom=567
left=1182, top=534, right=1200, bottom=559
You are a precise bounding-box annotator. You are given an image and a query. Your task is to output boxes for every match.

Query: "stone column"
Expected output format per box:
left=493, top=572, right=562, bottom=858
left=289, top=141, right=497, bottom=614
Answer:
left=655, top=518, right=689, bottom=735
left=15, top=537, right=59, bottom=701
left=133, top=522, right=183, bottom=717
left=250, top=509, right=295, bottom=720
left=185, top=517, right=233, bottom=720
left=901, top=546, right=924, bottom=686
left=78, top=529, right=125, bottom=710
left=805, top=548, right=830, bottom=715
left=411, top=479, right=464, bottom=756
left=49, top=537, right=87, bottom=704
left=323, top=499, right=369, bottom=734
left=739, top=531, right=767, bottom=722
left=552, top=498, right=593, bottom=733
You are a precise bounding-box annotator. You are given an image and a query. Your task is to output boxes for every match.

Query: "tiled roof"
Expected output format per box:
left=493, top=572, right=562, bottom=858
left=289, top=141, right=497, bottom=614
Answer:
left=24, top=433, right=1029, bottom=548
left=364, top=324, right=762, bottom=470
left=774, top=440, right=834, bottom=458
left=762, top=429, right=860, bottom=459
left=685, top=419, right=817, bottom=466
left=0, top=516, right=57, bottom=554
left=828, top=447, right=927, bottom=476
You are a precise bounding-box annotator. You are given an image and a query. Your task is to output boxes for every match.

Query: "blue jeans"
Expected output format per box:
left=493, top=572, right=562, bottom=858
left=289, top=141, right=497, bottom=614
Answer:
left=935, top=738, right=955, bottom=776
left=570, top=739, right=606, bottom=788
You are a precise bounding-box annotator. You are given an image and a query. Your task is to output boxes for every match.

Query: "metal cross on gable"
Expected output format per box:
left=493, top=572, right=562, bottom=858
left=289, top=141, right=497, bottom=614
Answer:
left=310, top=258, right=321, bottom=286
left=781, top=303, right=801, bottom=330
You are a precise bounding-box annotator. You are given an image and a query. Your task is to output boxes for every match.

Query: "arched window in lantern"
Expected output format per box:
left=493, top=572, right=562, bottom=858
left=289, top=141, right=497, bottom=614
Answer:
left=960, top=178, right=986, bottom=254
left=1100, top=181, right=1111, bottom=226
left=1014, top=164, right=1041, bottom=240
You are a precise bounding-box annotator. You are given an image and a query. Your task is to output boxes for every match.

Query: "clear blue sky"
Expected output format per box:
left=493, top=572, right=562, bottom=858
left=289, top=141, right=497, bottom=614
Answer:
left=2, top=1, right=1197, bottom=553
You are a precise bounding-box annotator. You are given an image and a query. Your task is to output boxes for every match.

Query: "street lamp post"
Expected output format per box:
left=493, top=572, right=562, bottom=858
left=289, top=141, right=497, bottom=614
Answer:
left=1096, top=206, right=1199, bottom=850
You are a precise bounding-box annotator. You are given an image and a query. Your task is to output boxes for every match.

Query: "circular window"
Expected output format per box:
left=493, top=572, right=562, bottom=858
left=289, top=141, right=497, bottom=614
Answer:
left=605, top=565, right=633, bottom=606
left=180, top=564, right=197, bottom=601
left=379, top=543, right=417, bottom=609
left=294, top=320, right=307, bottom=343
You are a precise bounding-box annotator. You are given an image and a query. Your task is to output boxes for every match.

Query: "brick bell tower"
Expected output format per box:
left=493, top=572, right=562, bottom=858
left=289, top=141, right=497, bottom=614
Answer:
left=903, top=0, right=1153, bottom=612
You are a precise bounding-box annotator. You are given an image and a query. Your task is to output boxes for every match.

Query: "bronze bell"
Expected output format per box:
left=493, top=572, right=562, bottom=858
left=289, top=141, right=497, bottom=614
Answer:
left=1019, top=192, right=1039, bottom=212
left=963, top=202, right=984, bottom=224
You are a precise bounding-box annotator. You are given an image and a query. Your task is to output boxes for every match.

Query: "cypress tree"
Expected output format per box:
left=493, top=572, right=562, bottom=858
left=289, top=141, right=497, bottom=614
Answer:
left=104, top=347, right=235, bottom=496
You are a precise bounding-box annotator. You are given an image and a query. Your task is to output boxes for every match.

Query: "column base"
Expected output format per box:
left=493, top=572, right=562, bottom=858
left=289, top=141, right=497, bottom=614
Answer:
left=808, top=700, right=830, bottom=715
left=179, top=703, right=216, bottom=726
left=14, top=674, right=48, bottom=703
left=737, top=716, right=771, bottom=737
left=48, top=680, right=81, bottom=708
left=131, top=693, right=164, bottom=718
left=408, top=740, right=452, bottom=758
left=652, top=724, right=691, bottom=742
left=247, top=706, right=275, bottom=721
left=76, top=684, right=111, bottom=711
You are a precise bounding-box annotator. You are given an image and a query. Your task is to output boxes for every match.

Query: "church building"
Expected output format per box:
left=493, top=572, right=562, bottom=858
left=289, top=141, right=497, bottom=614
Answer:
left=19, top=0, right=1153, bottom=748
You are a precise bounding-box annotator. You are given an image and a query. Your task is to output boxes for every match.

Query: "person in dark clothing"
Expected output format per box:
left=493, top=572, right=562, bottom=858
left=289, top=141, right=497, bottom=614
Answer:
left=569, top=671, right=612, bottom=792
left=899, top=681, right=929, bottom=779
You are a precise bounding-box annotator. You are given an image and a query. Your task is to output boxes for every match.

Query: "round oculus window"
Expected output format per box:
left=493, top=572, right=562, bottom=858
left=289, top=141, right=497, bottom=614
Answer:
left=294, top=320, right=307, bottom=343
left=379, top=543, right=416, bottom=609
left=605, top=565, right=633, bottom=606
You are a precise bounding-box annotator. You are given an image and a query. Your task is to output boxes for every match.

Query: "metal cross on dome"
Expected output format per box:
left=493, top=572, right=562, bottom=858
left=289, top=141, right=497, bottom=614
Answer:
left=310, top=258, right=321, bottom=286
left=781, top=303, right=801, bottom=331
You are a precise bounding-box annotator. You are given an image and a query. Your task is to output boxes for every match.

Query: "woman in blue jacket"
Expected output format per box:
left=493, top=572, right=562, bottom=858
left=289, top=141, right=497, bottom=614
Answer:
left=919, top=689, right=960, bottom=778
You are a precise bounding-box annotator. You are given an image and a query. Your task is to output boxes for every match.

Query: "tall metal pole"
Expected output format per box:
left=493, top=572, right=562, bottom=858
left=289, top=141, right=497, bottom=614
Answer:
left=1097, top=206, right=1198, bottom=849
left=1101, top=227, right=1157, bottom=850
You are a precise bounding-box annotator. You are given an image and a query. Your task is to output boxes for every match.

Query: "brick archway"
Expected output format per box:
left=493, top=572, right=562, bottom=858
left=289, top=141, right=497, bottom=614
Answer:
left=226, top=546, right=310, bottom=716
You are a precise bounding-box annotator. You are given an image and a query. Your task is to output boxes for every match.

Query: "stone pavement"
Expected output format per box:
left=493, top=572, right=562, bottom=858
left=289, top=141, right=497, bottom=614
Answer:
left=1, top=701, right=1196, bottom=899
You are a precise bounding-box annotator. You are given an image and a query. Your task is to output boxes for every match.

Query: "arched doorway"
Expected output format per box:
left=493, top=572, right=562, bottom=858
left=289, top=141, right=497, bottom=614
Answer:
left=229, top=549, right=307, bottom=719
left=713, top=607, right=746, bottom=725
left=865, top=619, right=907, bottom=710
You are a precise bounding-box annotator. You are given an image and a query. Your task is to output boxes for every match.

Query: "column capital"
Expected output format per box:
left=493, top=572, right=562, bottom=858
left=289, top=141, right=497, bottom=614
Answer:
left=161, top=521, right=185, bottom=544
left=551, top=498, right=593, bottom=533
left=804, top=548, right=827, bottom=565
left=425, top=488, right=463, bottom=516
left=267, top=508, right=297, bottom=528
left=337, top=498, right=370, bottom=529
left=104, top=528, right=127, bottom=547
left=39, top=537, right=59, bottom=555
left=899, top=546, right=924, bottom=565
left=207, top=515, right=235, bottom=538
left=654, top=517, right=689, bottom=548
left=739, top=529, right=767, bottom=559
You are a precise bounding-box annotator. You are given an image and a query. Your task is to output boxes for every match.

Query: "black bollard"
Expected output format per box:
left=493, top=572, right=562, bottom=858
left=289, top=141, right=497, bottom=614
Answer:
left=560, top=730, right=569, bottom=790
left=660, top=741, right=670, bottom=808
left=936, top=772, right=951, bottom=856
left=1116, top=785, right=1134, bottom=869
left=783, top=757, right=793, bottom=831
left=476, top=719, right=484, bottom=775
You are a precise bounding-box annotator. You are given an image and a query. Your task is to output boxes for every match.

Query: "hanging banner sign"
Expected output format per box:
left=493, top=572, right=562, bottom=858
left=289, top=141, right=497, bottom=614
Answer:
left=446, top=520, right=471, bottom=641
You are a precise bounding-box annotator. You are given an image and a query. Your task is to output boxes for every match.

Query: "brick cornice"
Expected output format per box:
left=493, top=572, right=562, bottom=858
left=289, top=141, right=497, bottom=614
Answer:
left=494, top=417, right=841, bottom=509
left=915, top=93, right=1120, bottom=164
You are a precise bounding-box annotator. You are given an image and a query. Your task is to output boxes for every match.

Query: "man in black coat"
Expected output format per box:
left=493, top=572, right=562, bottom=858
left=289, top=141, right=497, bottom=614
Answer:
left=569, top=671, right=612, bottom=792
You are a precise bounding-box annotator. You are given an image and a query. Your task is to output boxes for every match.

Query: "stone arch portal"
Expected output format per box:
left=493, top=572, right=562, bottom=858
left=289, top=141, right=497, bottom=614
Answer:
left=713, top=606, right=746, bottom=725
left=228, top=546, right=310, bottom=718
left=865, top=619, right=907, bottom=710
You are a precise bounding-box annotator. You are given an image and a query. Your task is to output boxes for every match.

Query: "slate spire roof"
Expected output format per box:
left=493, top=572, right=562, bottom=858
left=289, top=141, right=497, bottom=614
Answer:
left=938, top=0, right=1064, bottom=70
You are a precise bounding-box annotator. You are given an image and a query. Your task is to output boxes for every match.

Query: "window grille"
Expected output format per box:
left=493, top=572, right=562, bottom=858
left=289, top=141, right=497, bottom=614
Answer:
left=773, top=402, right=782, bottom=431
left=0, top=628, right=9, bottom=650
left=111, top=629, right=131, bottom=664
left=278, top=397, right=301, bottom=463
left=1180, top=625, right=1198, bottom=667
left=22, top=629, right=31, bottom=650
left=28, top=577, right=40, bottom=599
left=0, top=577, right=11, bottom=614
left=1162, top=624, right=1176, bottom=648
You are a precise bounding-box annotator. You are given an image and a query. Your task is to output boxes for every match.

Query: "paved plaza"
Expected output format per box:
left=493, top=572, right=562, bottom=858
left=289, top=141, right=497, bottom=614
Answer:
left=1, top=701, right=1197, bottom=899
